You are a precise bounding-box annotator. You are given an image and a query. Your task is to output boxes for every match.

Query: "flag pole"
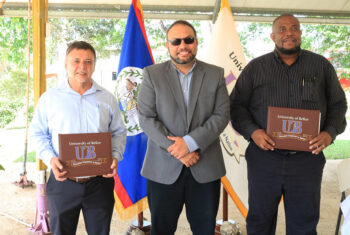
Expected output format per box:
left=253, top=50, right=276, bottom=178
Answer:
left=126, top=212, right=151, bottom=234
left=138, top=212, right=144, bottom=228
left=215, top=185, right=229, bottom=234
left=223, top=187, right=228, bottom=221
left=215, top=185, right=242, bottom=235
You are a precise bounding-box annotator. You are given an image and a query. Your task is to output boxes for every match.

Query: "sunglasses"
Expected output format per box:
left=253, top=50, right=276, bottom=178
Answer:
left=168, top=37, right=196, bottom=46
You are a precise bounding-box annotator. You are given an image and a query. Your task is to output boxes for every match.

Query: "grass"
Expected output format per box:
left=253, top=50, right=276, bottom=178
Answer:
left=14, top=151, right=36, bottom=163
left=323, top=140, right=350, bottom=159
left=5, top=126, right=26, bottom=130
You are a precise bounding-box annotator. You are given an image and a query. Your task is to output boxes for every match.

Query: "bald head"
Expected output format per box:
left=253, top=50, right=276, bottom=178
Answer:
left=271, top=14, right=302, bottom=55
left=272, top=14, right=299, bottom=28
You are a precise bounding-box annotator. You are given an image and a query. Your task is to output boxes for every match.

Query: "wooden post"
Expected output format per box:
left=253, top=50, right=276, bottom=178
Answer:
left=32, top=0, right=47, bottom=170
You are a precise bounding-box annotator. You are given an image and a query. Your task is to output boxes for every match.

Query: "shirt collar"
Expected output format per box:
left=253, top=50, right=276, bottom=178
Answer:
left=273, top=49, right=303, bottom=65
left=171, top=60, right=197, bottom=76
left=58, top=79, right=102, bottom=95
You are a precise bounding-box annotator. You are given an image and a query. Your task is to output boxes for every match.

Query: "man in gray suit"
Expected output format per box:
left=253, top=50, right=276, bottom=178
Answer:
left=138, top=20, right=230, bottom=235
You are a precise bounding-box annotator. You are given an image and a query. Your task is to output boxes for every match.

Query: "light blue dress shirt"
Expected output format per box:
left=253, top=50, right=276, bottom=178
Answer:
left=172, top=61, right=199, bottom=153
left=29, top=80, right=126, bottom=168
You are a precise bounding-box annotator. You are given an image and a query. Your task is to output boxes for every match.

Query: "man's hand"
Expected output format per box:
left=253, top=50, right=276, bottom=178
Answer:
left=251, top=129, right=275, bottom=151
left=103, top=158, right=118, bottom=178
left=178, top=151, right=199, bottom=167
left=309, top=131, right=332, bottom=155
left=50, top=157, right=67, bottom=181
left=167, top=136, right=189, bottom=159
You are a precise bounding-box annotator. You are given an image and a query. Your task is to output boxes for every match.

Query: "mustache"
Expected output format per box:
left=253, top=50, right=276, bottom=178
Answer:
left=177, top=49, right=192, bottom=54
left=282, top=37, right=297, bottom=42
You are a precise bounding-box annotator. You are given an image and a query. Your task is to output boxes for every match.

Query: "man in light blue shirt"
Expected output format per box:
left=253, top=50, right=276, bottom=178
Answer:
left=30, top=41, right=126, bottom=235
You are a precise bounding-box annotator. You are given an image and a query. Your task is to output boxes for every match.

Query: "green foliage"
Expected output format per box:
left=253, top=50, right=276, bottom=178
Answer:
left=47, top=18, right=126, bottom=61
left=324, top=140, right=350, bottom=159
left=0, top=17, right=31, bottom=71
left=0, top=70, right=31, bottom=98
left=26, top=105, right=34, bottom=124
left=237, top=22, right=273, bottom=59
left=14, top=151, right=36, bottom=163
left=0, top=100, right=22, bottom=128
left=0, top=70, right=32, bottom=128
left=236, top=22, right=350, bottom=78
left=145, top=19, right=168, bottom=50
left=0, top=164, right=4, bottom=171
left=301, top=24, right=350, bottom=77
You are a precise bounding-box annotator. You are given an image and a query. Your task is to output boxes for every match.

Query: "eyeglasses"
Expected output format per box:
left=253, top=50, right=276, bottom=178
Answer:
left=168, top=37, right=195, bottom=46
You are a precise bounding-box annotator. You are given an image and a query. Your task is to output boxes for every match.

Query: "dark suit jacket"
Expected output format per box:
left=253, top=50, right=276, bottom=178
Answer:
left=138, top=60, right=230, bottom=184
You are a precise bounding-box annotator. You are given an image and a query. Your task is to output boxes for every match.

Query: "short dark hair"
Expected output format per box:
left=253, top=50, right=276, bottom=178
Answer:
left=272, top=13, right=299, bottom=27
left=166, top=20, right=197, bottom=40
left=66, top=41, right=96, bottom=60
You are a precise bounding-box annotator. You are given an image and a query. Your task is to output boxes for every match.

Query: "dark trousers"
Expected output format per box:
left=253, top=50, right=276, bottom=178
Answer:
left=46, top=171, right=115, bottom=235
left=245, top=142, right=326, bottom=235
left=147, top=166, right=221, bottom=235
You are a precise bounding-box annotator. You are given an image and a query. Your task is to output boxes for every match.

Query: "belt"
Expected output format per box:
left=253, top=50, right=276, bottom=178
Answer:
left=274, top=149, right=299, bottom=155
left=68, top=176, right=96, bottom=183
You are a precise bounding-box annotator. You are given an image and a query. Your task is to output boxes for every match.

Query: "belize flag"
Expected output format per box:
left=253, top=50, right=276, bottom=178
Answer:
left=114, top=0, right=154, bottom=220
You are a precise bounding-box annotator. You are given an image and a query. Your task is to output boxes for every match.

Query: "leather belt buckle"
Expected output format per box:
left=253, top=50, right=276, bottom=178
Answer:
left=69, top=176, right=95, bottom=183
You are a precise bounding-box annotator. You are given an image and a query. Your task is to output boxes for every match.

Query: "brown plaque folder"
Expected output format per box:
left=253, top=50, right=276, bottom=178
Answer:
left=59, top=132, right=112, bottom=177
left=266, top=106, right=321, bottom=152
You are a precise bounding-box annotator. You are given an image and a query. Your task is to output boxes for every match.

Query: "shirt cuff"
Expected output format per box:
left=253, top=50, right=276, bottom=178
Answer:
left=183, top=135, right=199, bottom=153
left=323, top=126, right=337, bottom=141
left=40, top=150, right=56, bottom=168
left=112, top=152, right=123, bottom=161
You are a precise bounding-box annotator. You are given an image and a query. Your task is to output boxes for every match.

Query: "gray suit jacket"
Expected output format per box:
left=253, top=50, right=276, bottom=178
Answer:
left=138, top=60, right=229, bottom=184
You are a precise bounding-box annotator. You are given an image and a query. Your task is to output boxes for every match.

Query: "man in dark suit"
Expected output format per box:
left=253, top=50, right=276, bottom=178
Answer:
left=138, top=20, right=230, bottom=235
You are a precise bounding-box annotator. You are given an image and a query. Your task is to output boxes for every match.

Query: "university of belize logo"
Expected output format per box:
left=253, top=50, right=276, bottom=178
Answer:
left=115, top=67, right=144, bottom=136
left=273, top=118, right=312, bottom=141
left=67, top=142, right=107, bottom=167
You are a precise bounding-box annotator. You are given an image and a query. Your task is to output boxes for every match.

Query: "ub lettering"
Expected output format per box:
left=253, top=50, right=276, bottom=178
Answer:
left=282, top=120, right=302, bottom=134
left=74, top=146, right=96, bottom=160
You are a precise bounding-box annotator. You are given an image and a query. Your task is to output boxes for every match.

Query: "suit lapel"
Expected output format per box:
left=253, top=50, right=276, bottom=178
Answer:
left=187, top=61, right=204, bottom=128
left=165, top=62, right=187, bottom=123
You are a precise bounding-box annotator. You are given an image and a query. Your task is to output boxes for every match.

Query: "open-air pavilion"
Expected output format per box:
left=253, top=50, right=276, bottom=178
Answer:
left=2, top=0, right=350, bottom=102
left=0, top=1, right=350, bottom=234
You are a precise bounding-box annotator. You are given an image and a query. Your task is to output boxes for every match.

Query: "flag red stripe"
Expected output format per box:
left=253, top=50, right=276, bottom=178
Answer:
left=114, top=174, right=133, bottom=208
left=132, top=0, right=154, bottom=63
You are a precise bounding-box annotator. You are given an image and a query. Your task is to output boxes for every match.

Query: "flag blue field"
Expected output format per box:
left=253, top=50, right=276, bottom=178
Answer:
left=113, top=0, right=154, bottom=220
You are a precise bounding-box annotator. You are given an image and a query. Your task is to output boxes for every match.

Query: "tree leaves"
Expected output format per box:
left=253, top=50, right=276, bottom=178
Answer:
left=237, top=22, right=350, bottom=77
left=46, top=18, right=126, bottom=60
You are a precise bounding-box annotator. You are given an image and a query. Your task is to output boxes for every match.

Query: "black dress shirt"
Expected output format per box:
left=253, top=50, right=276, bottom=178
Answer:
left=230, top=49, right=347, bottom=141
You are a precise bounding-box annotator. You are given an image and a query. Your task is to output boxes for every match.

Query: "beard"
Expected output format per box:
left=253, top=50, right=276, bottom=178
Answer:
left=169, top=50, right=196, bottom=65
left=276, top=45, right=301, bottom=55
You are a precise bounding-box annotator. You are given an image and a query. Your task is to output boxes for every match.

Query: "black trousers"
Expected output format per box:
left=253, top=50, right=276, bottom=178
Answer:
left=46, top=171, right=115, bottom=235
left=245, top=142, right=326, bottom=235
left=147, top=166, right=221, bottom=235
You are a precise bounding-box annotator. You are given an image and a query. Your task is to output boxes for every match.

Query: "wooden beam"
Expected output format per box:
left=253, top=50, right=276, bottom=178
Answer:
left=32, top=0, right=47, bottom=170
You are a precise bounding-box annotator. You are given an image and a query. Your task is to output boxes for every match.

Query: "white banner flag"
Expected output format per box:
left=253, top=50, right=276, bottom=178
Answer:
left=205, top=0, right=249, bottom=217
